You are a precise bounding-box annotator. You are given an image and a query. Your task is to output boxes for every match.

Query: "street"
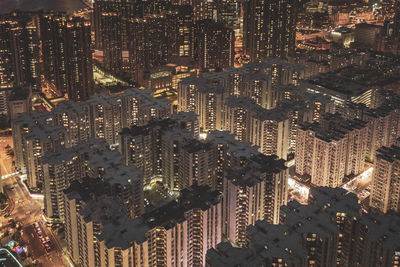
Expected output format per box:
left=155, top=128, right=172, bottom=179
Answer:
left=21, top=222, right=64, bottom=267
left=1, top=175, right=66, bottom=267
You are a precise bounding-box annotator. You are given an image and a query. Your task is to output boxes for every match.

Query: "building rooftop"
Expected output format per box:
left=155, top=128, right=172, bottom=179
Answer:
left=375, top=145, right=400, bottom=163
left=321, top=112, right=368, bottom=132
left=247, top=221, right=307, bottom=265
left=44, top=138, right=142, bottom=186
left=180, top=76, right=226, bottom=94
left=142, top=185, right=221, bottom=230
left=8, top=86, right=31, bottom=101
left=225, top=154, right=286, bottom=187
left=182, top=139, right=214, bottom=154
left=225, top=97, right=288, bottom=122
left=64, top=177, right=109, bottom=203
left=42, top=138, right=107, bottom=165
left=252, top=105, right=288, bottom=122
left=361, top=213, right=400, bottom=251
left=79, top=195, right=126, bottom=224
left=171, top=111, right=198, bottom=125
left=206, top=242, right=265, bottom=267
left=162, top=127, right=192, bottom=143
left=299, top=121, right=346, bottom=143
left=309, top=186, right=361, bottom=219
left=88, top=148, right=143, bottom=186
left=207, top=186, right=400, bottom=266
left=207, top=130, right=259, bottom=158
left=97, top=216, right=149, bottom=249
left=225, top=97, right=257, bottom=109
left=305, top=73, right=370, bottom=98
left=25, top=124, right=65, bottom=141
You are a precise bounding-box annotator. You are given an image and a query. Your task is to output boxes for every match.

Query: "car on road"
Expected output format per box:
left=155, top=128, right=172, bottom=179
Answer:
left=44, top=243, right=51, bottom=252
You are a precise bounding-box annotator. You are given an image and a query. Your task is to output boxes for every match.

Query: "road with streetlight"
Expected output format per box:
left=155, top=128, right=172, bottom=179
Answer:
left=1, top=175, right=66, bottom=266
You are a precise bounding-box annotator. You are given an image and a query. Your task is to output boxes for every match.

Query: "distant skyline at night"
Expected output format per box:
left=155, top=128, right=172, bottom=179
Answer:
left=0, top=0, right=399, bottom=266
left=0, top=0, right=86, bottom=14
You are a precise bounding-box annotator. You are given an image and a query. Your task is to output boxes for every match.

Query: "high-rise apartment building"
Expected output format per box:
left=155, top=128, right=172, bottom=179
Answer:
left=0, top=23, right=15, bottom=90
left=179, top=139, right=216, bottom=189
left=207, top=130, right=258, bottom=191
left=363, top=105, right=400, bottom=163
left=243, top=0, right=297, bottom=61
left=340, top=91, right=400, bottom=163
left=0, top=18, right=41, bottom=92
left=42, top=138, right=144, bottom=222
left=178, top=77, right=227, bottom=132
left=217, top=0, right=240, bottom=27
left=24, top=125, right=66, bottom=189
left=64, top=182, right=222, bottom=267
left=320, top=113, right=369, bottom=177
left=255, top=58, right=305, bottom=85
left=141, top=186, right=222, bottom=267
left=206, top=68, right=274, bottom=109
left=64, top=186, right=130, bottom=267
left=128, top=6, right=195, bottom=83
left=179, top=79, right=292, bottom=160
left=224, top=97, right=290, bottom=159
left=64, top=17, right=94, bottom=101
left=102, top=11, right=123, bottom=73
left=52, top=101, right=91, bottom=147
left=42, top=146, right=86, bottom=221
left=87, top=94, right=123, bottom=144
left=207, top=187, right=400, bottom=267
left=12, top=111, right=52, bottom=171
left=223, top=97, right=253, bottom=142
left=306, top=187, right=363, bottom=266
left=166, top=5, right=194, bottom=58
left=194, top=19, right=234, bottom=72
left=161, top=128, right=192, bottom=191
left=40, top=14, right=94, bottom=100
left=370, top=145, right=400, bottom=214
left=94, top=0, right=141, bottom=50
left=129, top=16, right=169, bottom=79
left=243, top=72, right=273, bottom=109
left=222, top=154, right=287, bottom=245
left=192, top=0, right=218, bottom=22
left=393, top=2, right=400, bottom=39
left=8, top=86, right=32, bottom=121
left=171, top=112, right=199, bottom=138
left=278, top=93, right=336, bottom=153
left=87, top=89, right=171, bottom=145
left=40, top=12, right=68, bottom=94
left=120, top=124, right=156, bottom=183
left=120, top=115, right=196, bottom=187
left=295, top=115, right=368, bottom=187
left=359, top=213, right=400, bottom=267
left=178, top=60, right=305, bottom=140
left=94, top=0, right=144, bottom=74
left=12, top=88, right=171, bottom=190
left=249, top=105, right=290, bottom=160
